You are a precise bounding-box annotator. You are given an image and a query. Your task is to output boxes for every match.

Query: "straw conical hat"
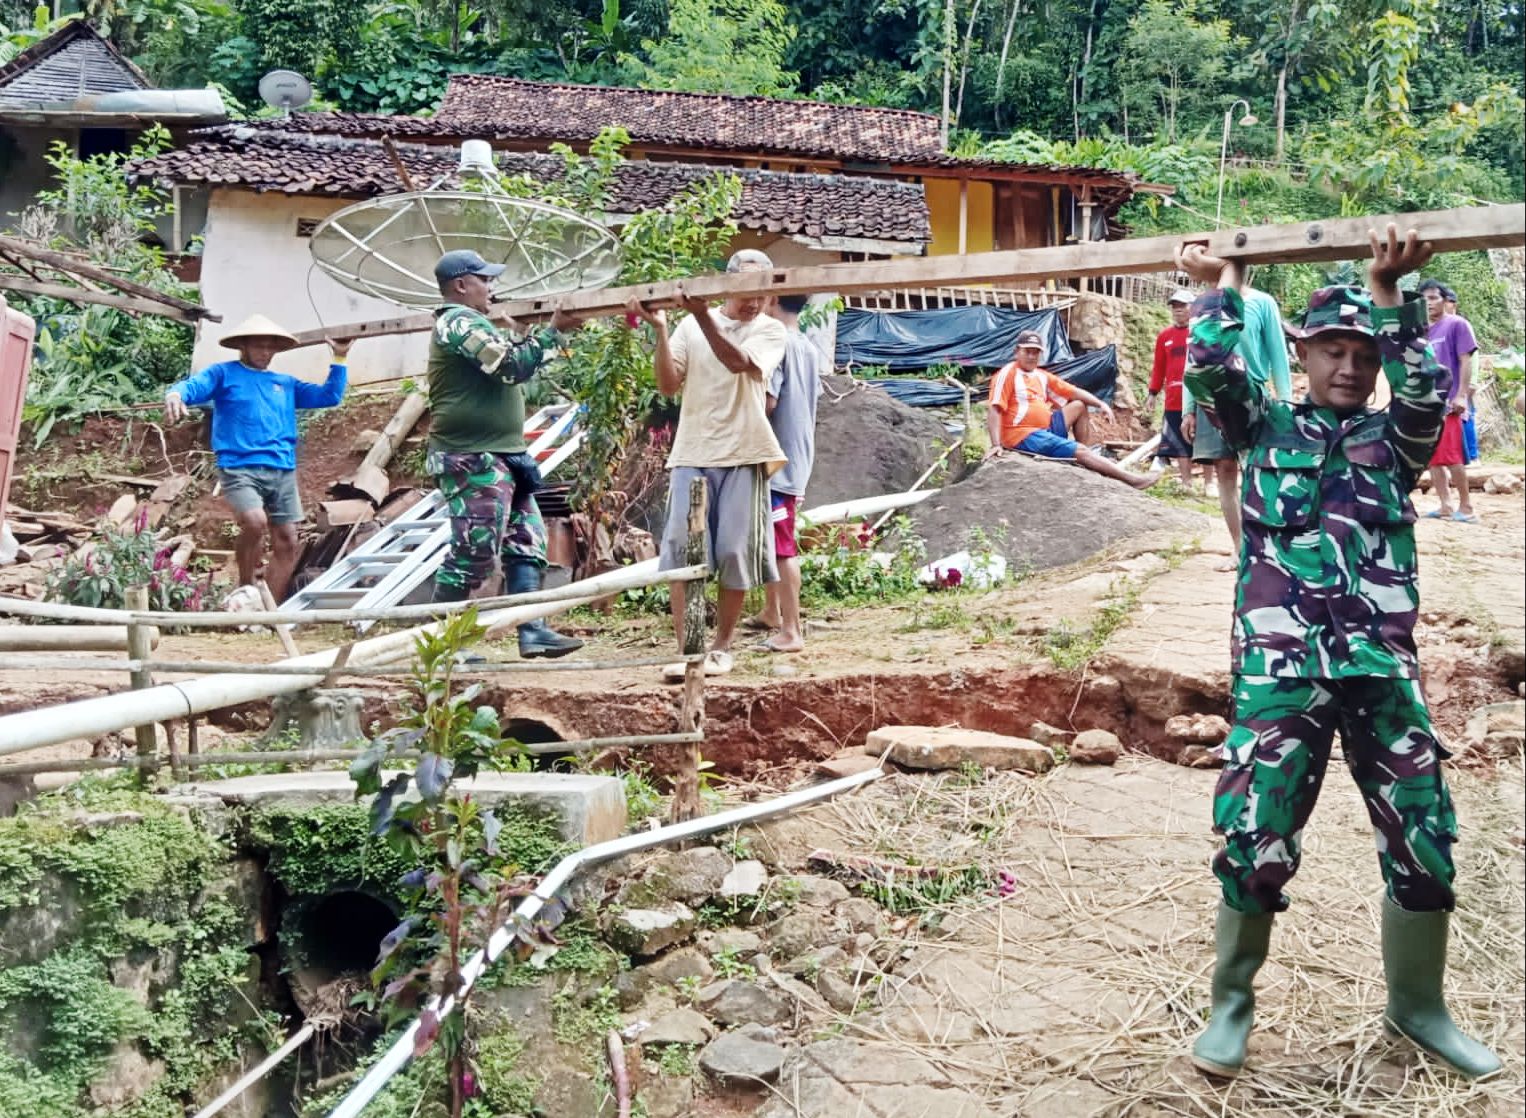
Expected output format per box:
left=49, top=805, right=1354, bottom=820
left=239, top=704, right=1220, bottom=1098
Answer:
left=219, top=314, right=298, bottom=351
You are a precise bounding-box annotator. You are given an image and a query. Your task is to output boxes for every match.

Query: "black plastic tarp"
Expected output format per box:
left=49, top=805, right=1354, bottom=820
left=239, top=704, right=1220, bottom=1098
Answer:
left=836, top=305, right=1073, bottom=371
left=866, top=344, right=1120, bottom=406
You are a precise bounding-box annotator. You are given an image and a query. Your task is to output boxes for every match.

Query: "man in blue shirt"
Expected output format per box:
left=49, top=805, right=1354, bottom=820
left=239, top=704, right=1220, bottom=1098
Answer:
left=164, top=315, right=349, bottom=600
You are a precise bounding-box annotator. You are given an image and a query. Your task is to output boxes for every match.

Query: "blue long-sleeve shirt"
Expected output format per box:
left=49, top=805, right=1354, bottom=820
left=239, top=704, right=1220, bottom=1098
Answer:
left=168, top=361, right=347, bottom=470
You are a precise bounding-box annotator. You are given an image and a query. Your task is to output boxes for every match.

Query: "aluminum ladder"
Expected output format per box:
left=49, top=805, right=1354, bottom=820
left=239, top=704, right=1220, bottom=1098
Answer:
left=284, top=403, right=585, bottom=629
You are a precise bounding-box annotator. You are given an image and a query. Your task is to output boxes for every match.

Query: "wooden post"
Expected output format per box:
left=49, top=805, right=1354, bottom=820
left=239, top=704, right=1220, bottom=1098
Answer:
left=257, top=579, right=301, bottom=658
left=671, top=478, right=709, bottom=824
left=125, top=586, right=159, bottom=785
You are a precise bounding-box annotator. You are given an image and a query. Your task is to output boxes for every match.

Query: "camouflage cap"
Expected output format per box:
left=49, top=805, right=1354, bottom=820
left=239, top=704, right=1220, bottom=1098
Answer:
left=1290, top=285, right=1376, bottom=339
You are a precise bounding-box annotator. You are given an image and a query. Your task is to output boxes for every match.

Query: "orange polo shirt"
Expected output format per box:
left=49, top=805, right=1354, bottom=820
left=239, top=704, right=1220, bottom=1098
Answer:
left=988, top=362, right=1080, bottom=449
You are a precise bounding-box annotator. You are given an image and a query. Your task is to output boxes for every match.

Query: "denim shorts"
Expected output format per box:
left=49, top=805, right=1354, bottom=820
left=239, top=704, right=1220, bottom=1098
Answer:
left=218, top=466, right=303, bottom=524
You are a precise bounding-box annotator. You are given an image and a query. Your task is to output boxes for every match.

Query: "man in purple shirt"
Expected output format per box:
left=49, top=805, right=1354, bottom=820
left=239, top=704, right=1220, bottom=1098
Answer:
left=1418, top=279, right=1479, bottom=522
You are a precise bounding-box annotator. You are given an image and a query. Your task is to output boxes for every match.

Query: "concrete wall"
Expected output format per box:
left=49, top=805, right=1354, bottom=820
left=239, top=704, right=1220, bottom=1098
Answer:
left=0, top=125, right=75, bottom=227
left=193, top=188, right=431, bottom=385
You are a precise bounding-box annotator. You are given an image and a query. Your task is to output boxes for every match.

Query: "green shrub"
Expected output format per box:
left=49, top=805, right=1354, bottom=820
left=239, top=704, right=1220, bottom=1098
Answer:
left=44, top=522, right=223, bottom=612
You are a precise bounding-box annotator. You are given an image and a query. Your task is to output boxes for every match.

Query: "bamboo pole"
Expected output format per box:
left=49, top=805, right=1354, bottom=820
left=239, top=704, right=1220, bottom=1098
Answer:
left=125, top=586, right=159, bottom=785
left=288, top=204, right=1526, bottom=345
left=0, top=624, right=150, bottom=651
left=0, top=653, right=706, bottom=676
left=0, top=732, right=705, bottom=777
left=671, top=479, right=709, bottom=824
left=0, top=563, right=707, bottom=629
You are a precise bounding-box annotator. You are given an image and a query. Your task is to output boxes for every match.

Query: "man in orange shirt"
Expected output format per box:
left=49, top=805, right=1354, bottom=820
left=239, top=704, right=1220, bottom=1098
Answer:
left=985, top=331, right=1162, bottom=490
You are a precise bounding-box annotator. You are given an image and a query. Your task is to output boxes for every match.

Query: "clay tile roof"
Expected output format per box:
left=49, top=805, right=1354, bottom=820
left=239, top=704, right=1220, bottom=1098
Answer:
left=0, top=20, right=150, bottom=107
left=432, top=75, right=946, bottom=163
left=128, top=129, right=931, bottom=248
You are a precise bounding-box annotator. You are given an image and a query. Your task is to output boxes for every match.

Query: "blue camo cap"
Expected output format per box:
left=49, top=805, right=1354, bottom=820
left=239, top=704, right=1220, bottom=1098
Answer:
left=434, top=249, right=507, bottom=284
left=1291, top=285, right=1376, bottom=339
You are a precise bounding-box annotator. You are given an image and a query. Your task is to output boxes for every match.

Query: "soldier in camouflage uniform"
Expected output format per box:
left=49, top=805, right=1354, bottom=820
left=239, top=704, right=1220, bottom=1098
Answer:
left=427, top=249, right=585, bottom=658
left=1178, top=226, right=1501, bottom=1082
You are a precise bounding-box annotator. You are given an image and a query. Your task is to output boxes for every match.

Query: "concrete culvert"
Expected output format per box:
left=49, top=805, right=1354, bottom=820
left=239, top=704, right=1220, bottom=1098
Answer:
left=284, top=890, right=397, bottom=1021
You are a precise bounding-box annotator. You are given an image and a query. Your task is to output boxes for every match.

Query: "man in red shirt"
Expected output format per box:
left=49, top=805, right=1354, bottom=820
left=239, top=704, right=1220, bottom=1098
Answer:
left=1146, top=289, right=1197, bottom=486
left=984, top=331, right=1162, bottom=490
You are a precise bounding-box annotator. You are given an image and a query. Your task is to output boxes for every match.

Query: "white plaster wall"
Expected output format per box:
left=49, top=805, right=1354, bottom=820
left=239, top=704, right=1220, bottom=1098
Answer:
left=193, top=189, right=430, bottom=385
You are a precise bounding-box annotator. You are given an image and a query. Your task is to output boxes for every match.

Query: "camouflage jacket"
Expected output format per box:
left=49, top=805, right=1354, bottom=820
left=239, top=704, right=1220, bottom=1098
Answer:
left=1183, top=287, right=1444, bottom=679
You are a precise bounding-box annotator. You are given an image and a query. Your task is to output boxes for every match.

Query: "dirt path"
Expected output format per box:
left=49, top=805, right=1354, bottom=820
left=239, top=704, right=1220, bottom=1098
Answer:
left=728, top=754, right=1525, bottom=1117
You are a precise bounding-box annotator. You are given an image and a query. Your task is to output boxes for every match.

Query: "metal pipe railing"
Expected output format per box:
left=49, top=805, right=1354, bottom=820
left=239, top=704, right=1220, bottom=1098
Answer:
left=326, top=765, right=885, bottom=1118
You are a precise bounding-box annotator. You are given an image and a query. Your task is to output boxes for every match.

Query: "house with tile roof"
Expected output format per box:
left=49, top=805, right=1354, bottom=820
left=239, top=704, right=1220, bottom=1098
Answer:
left=126, top=73, right=1152, bottom=384
left=0, top=20, right=224, bottom=226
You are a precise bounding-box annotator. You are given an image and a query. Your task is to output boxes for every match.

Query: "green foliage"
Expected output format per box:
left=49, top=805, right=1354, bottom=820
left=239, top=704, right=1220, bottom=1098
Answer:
left=350, top=610, right=555, bottom=1108
left=0, top=949, right=153, bottom=1089
left=0, top=783, right=265, bottom=1114
left=1119, top=0, right=1240, bottom=141
left=1042, top=578, right=1142, bottom=670
left=859, top=864, right=989, bottom=915
left=799, top=522, right=926, bottom=609
left=472, top=1029, right=539, bottom=1113
left=624, top=0, right=798, bottom=95
left=552, top=982, right=621, bottom=1045
left=248, top=803, right=417, bottom=899
left=8, top=128, right=193, bottom=445
left=652, top=1042, right=698, bottom=1077
left=44, top=522, right=223, bottom=612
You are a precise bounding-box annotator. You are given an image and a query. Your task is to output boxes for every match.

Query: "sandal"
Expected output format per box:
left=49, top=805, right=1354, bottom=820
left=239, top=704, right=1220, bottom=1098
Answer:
left=1422, top=509, right=1450, bottom=519
left=661, top=649, right=735, bottom=682
left=1452, top=512, right=1479, bottom=523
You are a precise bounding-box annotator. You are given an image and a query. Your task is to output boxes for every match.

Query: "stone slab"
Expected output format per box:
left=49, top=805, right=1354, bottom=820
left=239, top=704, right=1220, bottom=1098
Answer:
left=867, top=725, right=1055, bottom=773
left=178, top=770, right=628, bottom=846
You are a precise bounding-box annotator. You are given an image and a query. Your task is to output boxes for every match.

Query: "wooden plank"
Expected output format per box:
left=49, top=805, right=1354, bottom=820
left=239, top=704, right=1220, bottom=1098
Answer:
left=0, top=234, right=213, bottom=316
left=287, top=203, right=1526, bottom=347
left=0, top=273, right=206, bottom=323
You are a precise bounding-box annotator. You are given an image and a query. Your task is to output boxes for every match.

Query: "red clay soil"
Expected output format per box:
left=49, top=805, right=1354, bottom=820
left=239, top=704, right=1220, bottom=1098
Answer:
left=12, top=394, right=430, bottom=554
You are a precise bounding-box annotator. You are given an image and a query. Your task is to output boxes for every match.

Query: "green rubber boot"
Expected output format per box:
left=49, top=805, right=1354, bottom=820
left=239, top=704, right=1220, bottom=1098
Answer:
left=1191, top=902, right=1275, bottom=1078
left=1381, top=896, right=1503, bottom=1079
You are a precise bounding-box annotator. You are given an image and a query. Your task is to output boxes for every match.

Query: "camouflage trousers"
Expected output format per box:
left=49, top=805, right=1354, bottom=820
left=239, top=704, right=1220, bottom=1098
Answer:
left=1212, top=674, right=1458, bottom=915
left=429, top=450, right=548, bottom=593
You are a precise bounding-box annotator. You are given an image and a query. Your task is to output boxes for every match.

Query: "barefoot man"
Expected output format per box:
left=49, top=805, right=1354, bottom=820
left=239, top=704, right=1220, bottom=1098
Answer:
left=985, top=330, right=1162, bottom=489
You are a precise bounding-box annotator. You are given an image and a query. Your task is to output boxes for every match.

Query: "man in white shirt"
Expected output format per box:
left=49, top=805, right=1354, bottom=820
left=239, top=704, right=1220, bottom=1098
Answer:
left=628, top=249, right=788, bottom=677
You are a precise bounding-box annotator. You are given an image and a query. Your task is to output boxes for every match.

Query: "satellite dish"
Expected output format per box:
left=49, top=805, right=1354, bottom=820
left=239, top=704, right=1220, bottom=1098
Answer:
left=258, top=70, right=313, bottom=115
left=309, top=187, right=623, bottom=308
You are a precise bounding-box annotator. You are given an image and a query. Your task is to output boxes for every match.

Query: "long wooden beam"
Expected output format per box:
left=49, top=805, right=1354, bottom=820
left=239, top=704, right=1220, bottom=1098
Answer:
left=0, top=233, right=216, bottom=319
left=289, top=203, right=1525, bottom=347
left=0, top=273, right=208, bottom=323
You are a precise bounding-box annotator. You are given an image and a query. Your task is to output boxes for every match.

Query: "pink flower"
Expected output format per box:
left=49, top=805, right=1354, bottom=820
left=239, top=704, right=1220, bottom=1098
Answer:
left=460, top=1071, right=477, bottom=1097
left=997, top=870, right=1017, bottom=898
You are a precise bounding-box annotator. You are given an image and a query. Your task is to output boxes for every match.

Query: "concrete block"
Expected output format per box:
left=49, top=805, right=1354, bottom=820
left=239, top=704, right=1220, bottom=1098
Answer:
left=180, top=770, right=628, bottom=846
left=867, top=725, right=1055, bottom=774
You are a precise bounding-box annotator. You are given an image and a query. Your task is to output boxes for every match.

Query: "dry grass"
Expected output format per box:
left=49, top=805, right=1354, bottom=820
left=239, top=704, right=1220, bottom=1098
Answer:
left=761, top=755, right=1525, bottom=1118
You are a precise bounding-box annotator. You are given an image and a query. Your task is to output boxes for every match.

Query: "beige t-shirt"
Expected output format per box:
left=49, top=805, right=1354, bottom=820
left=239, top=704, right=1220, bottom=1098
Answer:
left=665, top=311, right=788, bottom=474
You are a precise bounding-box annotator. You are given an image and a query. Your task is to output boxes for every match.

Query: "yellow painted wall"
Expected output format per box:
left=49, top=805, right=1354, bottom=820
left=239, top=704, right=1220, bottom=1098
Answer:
left=925, top=178, right=994, bottom=256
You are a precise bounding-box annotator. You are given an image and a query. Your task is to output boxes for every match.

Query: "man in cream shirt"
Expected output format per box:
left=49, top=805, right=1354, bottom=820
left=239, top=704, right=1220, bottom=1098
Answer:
left=628, top=249, right=787, bottom=677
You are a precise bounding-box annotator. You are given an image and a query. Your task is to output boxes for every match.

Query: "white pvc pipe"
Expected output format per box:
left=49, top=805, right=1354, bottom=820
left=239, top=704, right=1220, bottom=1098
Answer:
left=0, top=563, right=663, bottom=757
left=327, top=765, right=885, bottom=1118
left=797, top=489, right=939, bottom=529
left=191, top=1022, right=317, bottom=1118
left=1117, top=434, right=1162, bottom=470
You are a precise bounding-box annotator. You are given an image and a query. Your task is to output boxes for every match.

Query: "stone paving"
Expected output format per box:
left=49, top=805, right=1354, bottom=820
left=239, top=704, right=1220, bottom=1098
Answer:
left=741, top=755, right=1525, bottom=1118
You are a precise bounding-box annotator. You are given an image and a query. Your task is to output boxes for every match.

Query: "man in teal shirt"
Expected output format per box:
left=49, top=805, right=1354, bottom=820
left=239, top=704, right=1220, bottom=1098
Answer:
left=1182, top=279, right=1293, bottom=571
